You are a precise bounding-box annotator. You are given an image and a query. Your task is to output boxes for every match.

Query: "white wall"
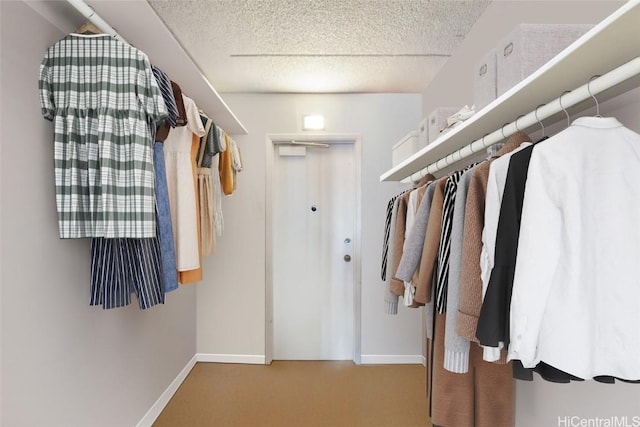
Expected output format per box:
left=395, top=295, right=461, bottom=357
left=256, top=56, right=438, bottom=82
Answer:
left=196, top=93, right=424, bottom=361
left=0, top=2, right=197, bottom=426
left=419, top=1, right=640, bottom=425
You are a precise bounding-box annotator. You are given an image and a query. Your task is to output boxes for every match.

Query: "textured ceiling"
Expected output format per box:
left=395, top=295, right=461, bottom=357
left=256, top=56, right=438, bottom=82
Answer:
left=147, top=0, right=491, bottom=93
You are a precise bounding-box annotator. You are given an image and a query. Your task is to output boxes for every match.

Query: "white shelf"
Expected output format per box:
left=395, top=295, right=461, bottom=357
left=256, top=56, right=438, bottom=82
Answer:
left=381, top=0, right=640, bottom=182
left=77, top=0, right=248, bottom=135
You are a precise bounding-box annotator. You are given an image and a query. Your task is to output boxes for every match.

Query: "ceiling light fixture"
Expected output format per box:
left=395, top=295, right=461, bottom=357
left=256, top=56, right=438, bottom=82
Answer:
left=302, top=115, right=325, bottom=131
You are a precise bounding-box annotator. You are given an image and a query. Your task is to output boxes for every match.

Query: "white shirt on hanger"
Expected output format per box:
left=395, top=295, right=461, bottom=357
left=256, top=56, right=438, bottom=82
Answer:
left=508, top=117, right=640, bottom=380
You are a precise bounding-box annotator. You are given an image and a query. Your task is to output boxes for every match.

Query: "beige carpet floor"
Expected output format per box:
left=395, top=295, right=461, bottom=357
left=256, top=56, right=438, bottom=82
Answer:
left=153, top=360, right=430, bottom=427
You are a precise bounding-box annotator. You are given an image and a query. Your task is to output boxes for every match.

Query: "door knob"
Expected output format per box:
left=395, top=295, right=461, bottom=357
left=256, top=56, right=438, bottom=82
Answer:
left=344, top=255, right=351, bottom=262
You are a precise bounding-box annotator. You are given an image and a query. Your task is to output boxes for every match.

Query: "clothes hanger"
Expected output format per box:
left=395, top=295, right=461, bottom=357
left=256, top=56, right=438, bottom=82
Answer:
left=587, top=75, right=602, bottom=117
left=534, top=104, right=546, bottom=137
left=413, top=172, right=435, bottom=188
left=198, top=109, right=210, bottom=119
left=486, top=124, right=509, bottom=158
left=480, top=132, right=491, bottom=149
left=558, top=90, right=572, bottom=128
left=75, top=21, right=104, bottom=35
left=501, top=122, right=509, bottom=141
left=514, top=114, right=525, bottom=133
left=534, top=104, right=549, bottom=144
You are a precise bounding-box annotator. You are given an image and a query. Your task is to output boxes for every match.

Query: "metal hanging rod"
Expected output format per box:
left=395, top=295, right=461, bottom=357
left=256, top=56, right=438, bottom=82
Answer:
left=408, top=55, right=640, bottom=183
left=66, top=0, right=128, bottom=44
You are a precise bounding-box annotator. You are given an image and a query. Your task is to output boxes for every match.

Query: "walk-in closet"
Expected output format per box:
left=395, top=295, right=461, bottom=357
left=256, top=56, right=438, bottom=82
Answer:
left=2, top=1, right=640, bottom=426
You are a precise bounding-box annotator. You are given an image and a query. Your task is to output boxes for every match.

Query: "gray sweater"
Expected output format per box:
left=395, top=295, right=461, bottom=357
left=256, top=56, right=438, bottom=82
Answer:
left=444, top=167, right=477, bottom=373
left=396, top=182, right=437, bottom=282
left=396, top=182, right=437, bottom=338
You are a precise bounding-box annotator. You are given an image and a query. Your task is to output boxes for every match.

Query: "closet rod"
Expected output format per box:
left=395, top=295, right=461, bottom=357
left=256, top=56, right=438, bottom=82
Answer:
left=408, top=56, right=640, bottom=183
left=66, top=0, right=128, bottom=44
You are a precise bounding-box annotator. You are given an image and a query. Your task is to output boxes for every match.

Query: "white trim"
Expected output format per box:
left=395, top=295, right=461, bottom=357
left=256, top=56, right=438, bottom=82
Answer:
left=421, top=355, right=427, bottom=367
left=352, top=135, right=363, bottom=365
left=360, top=355, right=424, bottom=365
left=135, top=355, right=197, bottom=427
left=196, top=353, right=267, bottom=365
left=265, top=136, right=275, bottom=365
left=266, top=133, right=362, bottom=364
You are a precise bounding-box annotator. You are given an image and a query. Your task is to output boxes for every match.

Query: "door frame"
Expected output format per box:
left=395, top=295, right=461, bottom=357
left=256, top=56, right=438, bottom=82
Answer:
left=265, top=133, right=362, bottom=365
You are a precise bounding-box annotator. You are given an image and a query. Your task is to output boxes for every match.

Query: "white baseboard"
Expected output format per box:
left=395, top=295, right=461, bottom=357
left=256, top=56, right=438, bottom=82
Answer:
left=421, top=355, right=427, bottom=367
left=196, top=353, right=266, bottom=365
left=136, top=354, right=197, bottom=427
left=135, top=353, right=266, bottom=426
left=360, top=355, right=424, bottom=365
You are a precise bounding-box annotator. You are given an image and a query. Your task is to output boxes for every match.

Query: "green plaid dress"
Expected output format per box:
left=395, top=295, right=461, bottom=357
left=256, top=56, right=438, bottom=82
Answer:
left=39, top=34, right=167, bottom=238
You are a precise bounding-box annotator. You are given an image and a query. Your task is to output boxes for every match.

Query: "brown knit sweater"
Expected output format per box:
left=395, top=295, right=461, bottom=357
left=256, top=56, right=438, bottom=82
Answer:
left=456, top=131, right=531, bottom=345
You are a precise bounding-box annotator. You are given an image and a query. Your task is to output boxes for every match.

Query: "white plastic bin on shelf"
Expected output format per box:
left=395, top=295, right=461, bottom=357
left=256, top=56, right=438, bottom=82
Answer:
left=474, top=48, right=497, bottom=111
left=497, top=23, right=593, bottom=96
left=428, top=107, right=460, bottom=143
left=392, top=131, right=419, bottom=167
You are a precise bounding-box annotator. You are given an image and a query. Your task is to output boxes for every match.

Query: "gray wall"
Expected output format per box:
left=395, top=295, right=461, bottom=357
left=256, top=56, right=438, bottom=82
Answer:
left=0, top=2, right=197, bottom=426
left=197, top=93, right=425, bottom=360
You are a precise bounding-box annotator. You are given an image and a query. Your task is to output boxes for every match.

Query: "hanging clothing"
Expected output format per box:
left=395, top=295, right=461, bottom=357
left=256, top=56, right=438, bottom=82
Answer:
left=443, top=166, right=477, bottom=373
left=171, top=81, right=188, bottom=126
left=39, top=33, right=167, bottom=239
left=384, top=196, right=402, bottom=315
left=381, top=197, right=397, bottom=282
left=411, top=177, right=447, bottom=305
left=402, top=190, right=419, bottom=306
left=456, top=131, right=531, bottom=350
left=219, top=132, right=235, bottom=195
left=428, top=313, right=515, bottom=427
left=229, top=136, right=243, bottom=194
left=178, top=133, right=204, bottom=284
left=475, top=145, right=534, bottom=352
left=164, top=94, right=206, bottom=272
left=89, top=238, right=164, bottom=310
left=211, top=153, right=225, bottom=237
left=391, top=192, right=411, bottom=297
left=417, top=176, right=514, bottom=427
left=434, top=169, right=468, bottom=314
left=473, top=143, right=592, bottom=383
left=153, top=142, right=179, bottom=293
left=509, top=117, right=640, bottom=380
left=197, top=116, right=216, bottom=256
left=198, top=115, right=217, bottom=167
left=395, top=181, right=437, bottom=293
left=151, top=65, right=178, bottom=128
left=476, top=142, right=532, bottom=362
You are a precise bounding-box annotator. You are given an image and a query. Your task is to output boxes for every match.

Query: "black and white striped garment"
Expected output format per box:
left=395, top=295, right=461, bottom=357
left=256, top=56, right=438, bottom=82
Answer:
left=151, top=65, right=178, bottom=128
left=90, top=238, right=165, bottom=310
left=381, top=191, right=409, bottom=281
left=381, top=197, right=396, bottom=281
left=435, top=168, right=468, bottom=313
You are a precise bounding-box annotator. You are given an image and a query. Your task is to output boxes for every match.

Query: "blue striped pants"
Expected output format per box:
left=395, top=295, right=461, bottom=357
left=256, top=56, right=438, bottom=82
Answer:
left=90, top=238, right=165, bottom=310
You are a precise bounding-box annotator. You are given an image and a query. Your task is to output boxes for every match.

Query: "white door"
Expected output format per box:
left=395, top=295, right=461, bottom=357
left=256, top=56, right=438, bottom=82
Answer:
left=272, top=142, right=356, bottom=360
